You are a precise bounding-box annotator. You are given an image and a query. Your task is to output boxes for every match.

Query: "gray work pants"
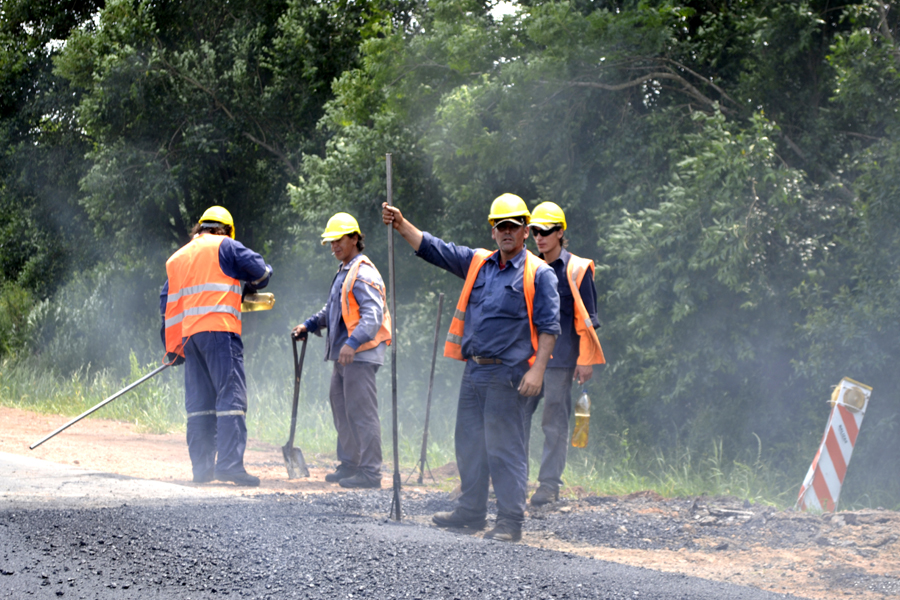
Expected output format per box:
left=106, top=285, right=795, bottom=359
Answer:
left=329, top=360, right=382, bottom=480
left=524, top=367, right=576, bottom=491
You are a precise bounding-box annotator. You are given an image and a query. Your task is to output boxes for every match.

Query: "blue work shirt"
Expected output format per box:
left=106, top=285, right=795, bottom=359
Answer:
left=543, top=248, right=600, bottom=369
left=303, top=254, right=387, bottom=366
left=416, top=232, right=560, bottom=366
left=159, top=235, right=273, bottom=345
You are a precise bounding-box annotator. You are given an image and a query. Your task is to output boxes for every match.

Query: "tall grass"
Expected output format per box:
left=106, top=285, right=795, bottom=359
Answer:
left=3, top=354, right=871, bottom=509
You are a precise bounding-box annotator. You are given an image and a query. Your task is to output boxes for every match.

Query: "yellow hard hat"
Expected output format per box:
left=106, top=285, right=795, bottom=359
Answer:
left=488, top=193, right=531, bottom=226
left=321, top=212, right=361, bottom=244
left=530, top=201, right=567, bottom=231
left=199, top=205, right=236, bottom=239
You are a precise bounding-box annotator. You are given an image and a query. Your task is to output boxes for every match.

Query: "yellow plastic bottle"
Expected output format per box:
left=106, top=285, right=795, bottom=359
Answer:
left=571, top=389, right=590, bottom=448
left=240, top=292, right=276, bottom=312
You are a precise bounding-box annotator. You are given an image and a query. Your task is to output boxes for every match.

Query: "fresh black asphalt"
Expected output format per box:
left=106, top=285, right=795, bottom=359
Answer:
left=1, top=490, right=807, bottom=600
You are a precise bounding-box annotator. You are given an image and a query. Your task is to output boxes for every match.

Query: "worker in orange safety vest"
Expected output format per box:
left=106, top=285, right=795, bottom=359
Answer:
left=161, top=206, right=272, bottom=487
left=383, top=194, right=560, bottom=542
left=292, top=213, right=391, bottom=489
left=524, top=201, right=605, bottom=506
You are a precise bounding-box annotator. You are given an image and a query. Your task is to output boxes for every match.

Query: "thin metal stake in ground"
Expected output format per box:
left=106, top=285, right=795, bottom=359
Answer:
left=386, top=152, right=402, bottom=521
left=29, top=363, right=170, bottom=450
left=408, top=292, right=443, bottom=485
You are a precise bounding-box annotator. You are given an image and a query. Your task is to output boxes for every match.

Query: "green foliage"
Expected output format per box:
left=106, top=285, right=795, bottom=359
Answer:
left=29, top=261, right=163, bottom=376
left=0, top=282, right=33, bottom=358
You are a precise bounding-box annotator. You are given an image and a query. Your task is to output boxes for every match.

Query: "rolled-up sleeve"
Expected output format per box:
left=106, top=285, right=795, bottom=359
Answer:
left=532, top=264, right=561, bottom=336
left=344, top=264, right=385, bottom=350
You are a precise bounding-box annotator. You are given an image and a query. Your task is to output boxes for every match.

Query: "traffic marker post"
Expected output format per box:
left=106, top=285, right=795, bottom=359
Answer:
left=796, top=377, right=872, bottom=512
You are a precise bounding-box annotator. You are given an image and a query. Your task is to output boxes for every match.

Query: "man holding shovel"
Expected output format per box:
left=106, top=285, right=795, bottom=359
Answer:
left=292, top=213, right=391, bottom=489
left=161, top=206, right=272, bottom=487
left=382, top=194, right=560, bottom=542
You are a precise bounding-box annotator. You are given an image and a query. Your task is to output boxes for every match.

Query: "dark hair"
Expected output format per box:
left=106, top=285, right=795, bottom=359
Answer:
left=191, top=222, right=232, bottom=238
left=353, top=232, right=365, bottom=252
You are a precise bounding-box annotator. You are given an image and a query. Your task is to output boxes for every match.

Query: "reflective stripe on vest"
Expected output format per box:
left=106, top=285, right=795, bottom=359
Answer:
left=444, top=249, right=541, bottom=366
left=340, top=256, right=392, bottom=352
left=566, top=254, right=606, bottom=366
left=165, top=234, right=242, bottom=354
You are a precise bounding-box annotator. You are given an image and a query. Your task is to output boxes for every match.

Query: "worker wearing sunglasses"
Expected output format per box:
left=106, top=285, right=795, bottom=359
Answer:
left=525, top=202, right=606, bottom=507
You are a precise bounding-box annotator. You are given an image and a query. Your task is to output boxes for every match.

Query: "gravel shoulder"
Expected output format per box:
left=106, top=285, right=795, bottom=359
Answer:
left=2, top=406, right=898, bottom=599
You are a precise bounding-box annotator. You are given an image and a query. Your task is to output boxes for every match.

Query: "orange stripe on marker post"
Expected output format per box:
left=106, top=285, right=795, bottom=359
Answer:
left=796, top=377, right=872, bottom=512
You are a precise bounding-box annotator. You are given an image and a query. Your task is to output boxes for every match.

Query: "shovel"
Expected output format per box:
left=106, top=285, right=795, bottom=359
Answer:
left=282, top=334, right=311, bottom=478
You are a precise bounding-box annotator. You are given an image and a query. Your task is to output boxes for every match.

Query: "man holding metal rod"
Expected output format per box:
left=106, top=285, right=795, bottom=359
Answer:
left=524, top=202, right=605, bottom=506
left=161, top=206, right=272, bottom=487
left=292, top=212, right=391, bottom=489
left=382, top=194, right=560, bottom=542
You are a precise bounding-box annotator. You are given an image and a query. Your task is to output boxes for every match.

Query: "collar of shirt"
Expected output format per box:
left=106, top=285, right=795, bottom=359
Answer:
left=541, top=247, right=570, bottom=268
left=487, top=246, right=528, bottom=269
left=336, top=253, right=364, bottom=274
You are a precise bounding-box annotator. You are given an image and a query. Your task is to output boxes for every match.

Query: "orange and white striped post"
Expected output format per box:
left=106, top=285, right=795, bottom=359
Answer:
left=796, top=377, right=872, bottom=512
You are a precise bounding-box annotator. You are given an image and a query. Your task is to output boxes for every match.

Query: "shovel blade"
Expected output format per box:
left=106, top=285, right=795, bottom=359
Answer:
left=282, top=444, right=310, bottom=479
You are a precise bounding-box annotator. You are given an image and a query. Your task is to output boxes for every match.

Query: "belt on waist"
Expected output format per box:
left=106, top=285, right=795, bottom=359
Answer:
left=470, top=356, right=503, bottom=365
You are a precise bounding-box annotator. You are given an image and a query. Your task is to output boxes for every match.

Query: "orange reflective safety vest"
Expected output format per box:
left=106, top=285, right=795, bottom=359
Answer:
left=444, top=249, right=543, bottom=366
left=566, top=254, right=606, bottom=366
left=340, top=256, right=392, bottom=352
left=165, top=234, right=242, bottom=356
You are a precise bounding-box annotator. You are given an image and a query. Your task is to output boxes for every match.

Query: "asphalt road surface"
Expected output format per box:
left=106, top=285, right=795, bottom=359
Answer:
left=0, top=454, right=805, bottom=600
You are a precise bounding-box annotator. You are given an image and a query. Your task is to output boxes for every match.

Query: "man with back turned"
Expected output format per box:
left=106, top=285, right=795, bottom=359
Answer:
left=161, top=206, right=272, bottom=487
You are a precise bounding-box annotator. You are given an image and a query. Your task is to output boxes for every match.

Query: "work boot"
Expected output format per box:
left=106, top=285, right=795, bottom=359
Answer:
left=324, top=464, right=356, bottom=483
left=530, top=485, right=559, bottom=507
left=338, top=473, right=381, bottom=489
left=483, top=520, right=522, bottom=542
left=215, top=471, right=260, bottom=487
left=192, top=470, right=215, bottom=484
left=432, top=510, right=487, bottom=530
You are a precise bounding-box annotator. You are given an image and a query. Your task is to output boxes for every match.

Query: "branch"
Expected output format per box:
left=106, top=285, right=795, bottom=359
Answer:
left=659, top=57, right=737, bottom=106
left=243, top=132, right=297, bottom=175
left=157, top=55, right=236, bottom=121
left=561, top=71, right=719, bottom=109
left=155, top=51, right=296, bottom=175
left=876, top=2, right=900, bottom=66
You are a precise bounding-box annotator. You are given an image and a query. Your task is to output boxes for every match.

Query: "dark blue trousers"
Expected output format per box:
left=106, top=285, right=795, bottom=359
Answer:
left=183, top=331, right=248, bottom=479
left=455, top=361, right=530, bottom=526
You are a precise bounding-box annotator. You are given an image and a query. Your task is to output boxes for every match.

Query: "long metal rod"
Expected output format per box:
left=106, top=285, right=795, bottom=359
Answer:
left=30, top=363, right=170, bottom=450
left=418, top=292, right=444, bottom=484
left=386, top=153, right=402, bottom=521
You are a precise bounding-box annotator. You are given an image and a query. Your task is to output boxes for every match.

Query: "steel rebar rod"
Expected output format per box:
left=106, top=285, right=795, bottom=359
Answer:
left=418, top=292, right=444, bottom=484
left=30, top=364, right=170, bottom=450
left=386, top=153, right=402, bottom=521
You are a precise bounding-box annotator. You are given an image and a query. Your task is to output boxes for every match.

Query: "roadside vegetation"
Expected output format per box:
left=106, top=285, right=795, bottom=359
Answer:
left=0, top=354, right=812, bottom=509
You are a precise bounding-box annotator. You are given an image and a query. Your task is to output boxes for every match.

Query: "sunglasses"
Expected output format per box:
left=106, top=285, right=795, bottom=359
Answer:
left=531, top=226, right=561, bottom=237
